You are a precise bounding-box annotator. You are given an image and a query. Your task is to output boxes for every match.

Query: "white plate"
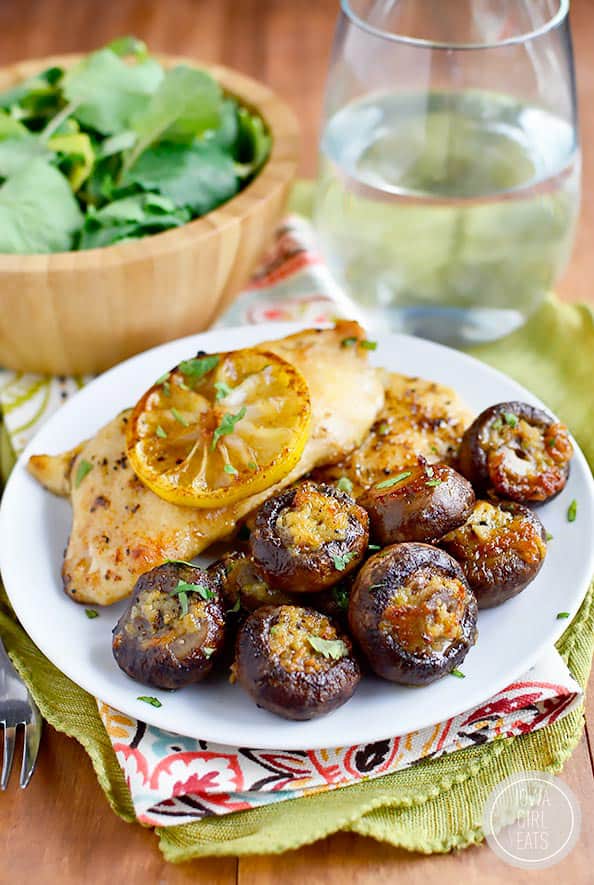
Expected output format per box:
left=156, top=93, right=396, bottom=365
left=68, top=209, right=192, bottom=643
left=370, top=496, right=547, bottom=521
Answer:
left=1, top=323, right=593, bottom=750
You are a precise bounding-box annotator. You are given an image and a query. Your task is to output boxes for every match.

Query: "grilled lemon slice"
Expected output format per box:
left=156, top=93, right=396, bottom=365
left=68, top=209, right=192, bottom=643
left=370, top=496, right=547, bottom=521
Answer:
left=126, top=348, right=311, bottom=508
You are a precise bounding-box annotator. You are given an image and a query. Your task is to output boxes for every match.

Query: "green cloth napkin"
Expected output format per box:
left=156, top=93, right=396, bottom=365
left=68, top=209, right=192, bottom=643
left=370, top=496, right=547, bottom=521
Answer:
left=1, top=275, right=593, bottom=860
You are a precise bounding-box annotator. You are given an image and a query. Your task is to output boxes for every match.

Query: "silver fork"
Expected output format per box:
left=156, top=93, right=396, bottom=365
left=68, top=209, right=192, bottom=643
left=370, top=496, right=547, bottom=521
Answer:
left=0, top=638, right=42, bottom=789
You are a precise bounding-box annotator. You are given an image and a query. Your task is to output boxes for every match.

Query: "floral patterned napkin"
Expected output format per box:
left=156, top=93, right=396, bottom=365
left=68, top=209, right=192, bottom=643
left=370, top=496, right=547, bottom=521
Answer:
left=0, top=214, right=582, bottom=826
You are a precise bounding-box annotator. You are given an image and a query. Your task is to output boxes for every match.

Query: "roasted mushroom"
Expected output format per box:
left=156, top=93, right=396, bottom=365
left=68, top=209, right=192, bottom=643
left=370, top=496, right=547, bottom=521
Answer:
left=440, top=500, right=547, bottom=609
left=308, top=575, right=356, bottom=627
left=112, top=562, right=226, bottom=689
left=209, top=551, right=297, bottom=612
left=458, top=402, right=573, bottom=504
left=348, top=543, right=477, bottom=685
left=234, top=605, right=361, bottom=720
left=359, top=462, right=475, bottom=545
left=249, top=481, right=369, bottom=593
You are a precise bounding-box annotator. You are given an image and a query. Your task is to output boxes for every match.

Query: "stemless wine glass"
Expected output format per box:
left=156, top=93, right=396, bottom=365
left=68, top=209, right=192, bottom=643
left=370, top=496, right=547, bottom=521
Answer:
left=313, top=0, right=580, bottom=346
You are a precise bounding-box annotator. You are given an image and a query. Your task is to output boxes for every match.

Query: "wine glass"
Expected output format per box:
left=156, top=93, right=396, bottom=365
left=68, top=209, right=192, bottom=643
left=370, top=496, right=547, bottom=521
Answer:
left=313, top=0, right=580, bottom=346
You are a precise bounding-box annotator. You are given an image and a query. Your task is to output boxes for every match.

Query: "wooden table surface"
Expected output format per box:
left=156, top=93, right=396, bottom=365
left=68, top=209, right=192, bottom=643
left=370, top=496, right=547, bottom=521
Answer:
left=1, top=1, right=593, bottom=882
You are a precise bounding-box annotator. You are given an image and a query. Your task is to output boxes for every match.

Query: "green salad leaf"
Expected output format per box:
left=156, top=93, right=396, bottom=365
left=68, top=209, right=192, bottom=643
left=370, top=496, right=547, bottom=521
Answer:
left=124, top=66, right=222, bottom=169
left=121, top=142, right=239, bottom=215
left=0, top=110, right=29, bottom=138
left=48, top=132, right=95, bottom=190
left=0, top=158, right=83, bottom=253
left=62, top=47, right=163, bottom=135
left=0, top=136, right=53, bottom=176
left=235, top=106, right=272, bottom=176
left=206, top=98, right=240, bottom=150
left=0, top=38, right=271, bottom=254
left=0, top=67, right=63, bottom=116
left=78, top=192, right=190, bottom=250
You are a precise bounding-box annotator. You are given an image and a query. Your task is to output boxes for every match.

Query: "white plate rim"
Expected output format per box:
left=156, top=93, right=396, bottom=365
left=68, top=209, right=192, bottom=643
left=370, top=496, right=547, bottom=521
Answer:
left=1, top=321, right=593, bottom=750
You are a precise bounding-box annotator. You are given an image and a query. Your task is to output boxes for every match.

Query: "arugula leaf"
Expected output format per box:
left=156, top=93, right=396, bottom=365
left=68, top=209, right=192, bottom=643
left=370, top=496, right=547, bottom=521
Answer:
left=125, top=65, right=222, bottom=169
left=121, top=141, right=238, bottom=215
left=0, top=159, right=82, bottom=253
left=62, top=47, right=163, bottom=135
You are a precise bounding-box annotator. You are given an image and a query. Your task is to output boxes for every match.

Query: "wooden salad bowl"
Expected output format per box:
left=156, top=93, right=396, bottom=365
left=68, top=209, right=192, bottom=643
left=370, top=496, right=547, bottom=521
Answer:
left=0, top=54, right=300, bottom=375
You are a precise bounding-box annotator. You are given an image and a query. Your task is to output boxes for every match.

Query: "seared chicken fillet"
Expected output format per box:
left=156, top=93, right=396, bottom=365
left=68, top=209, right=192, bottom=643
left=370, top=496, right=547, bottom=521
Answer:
left=28, top=322, right=384, bottom=605
left=312, top=373, right=474, bottom=497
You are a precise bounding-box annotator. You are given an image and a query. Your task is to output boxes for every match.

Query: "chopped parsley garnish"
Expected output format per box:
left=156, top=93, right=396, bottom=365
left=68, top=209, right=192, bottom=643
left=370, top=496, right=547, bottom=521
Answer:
left=224, top=463, right=239, bottom=476
left=557, top=611, right=570, bottom=620
left=203, top=647, right=215, bottom=658
left=332, top=586, right=350, bottom=611
left=74, top=458, right=94, bottom=488
left=504, top=412, right=518, bottom=427
left=178, top=354, right=220, bottom=379
left=378, top=423, right=390, bottom=436
left=430, top=445, right=439, bottom=454
left=545, top=532, right=554, bottom=542
left=336, top=476, right=353, bottom=494
left=247, top=461, right=258, bottom=471
left=368, top=544, right=381, bottom=551
left=307, top=635, right=348, bottom=660
left=425, top=465, right=434, bottom=478
left=85, top=608, right=99, bottom=619
left=332, top=551, right=356, bottom=571
left=211, top=406, right=247, bottom=450
left=137, top=696, right=162, bottom=708
left=450, top=669, right=465, bottom=679
left=155, top=371, right=170, bottom=385
left=491, top=419, right=503, bottom=431
left=360, top=339, right=377, bottom=350
left=426, top=478, right=443, bottom=487
left=162, top=380, right=171, bottom=397
left=170, top=580, right=215, bottom=612
left=156, top=425, right=167, bottom=439
left=567, top=499, right=578, bottom=522
left=376, top=471, right=412, bottom=490
left=340, top=336, right=358, bottom=348
left=171, top=408, right=189, bottom=427
left=214, top=380, right=232, bottom=401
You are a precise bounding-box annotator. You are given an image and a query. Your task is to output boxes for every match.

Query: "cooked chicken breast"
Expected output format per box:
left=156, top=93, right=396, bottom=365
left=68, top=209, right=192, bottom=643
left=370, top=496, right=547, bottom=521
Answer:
left=28, top=323, right=384, bottom=605
left=312, top=372, right=474, bottom=497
